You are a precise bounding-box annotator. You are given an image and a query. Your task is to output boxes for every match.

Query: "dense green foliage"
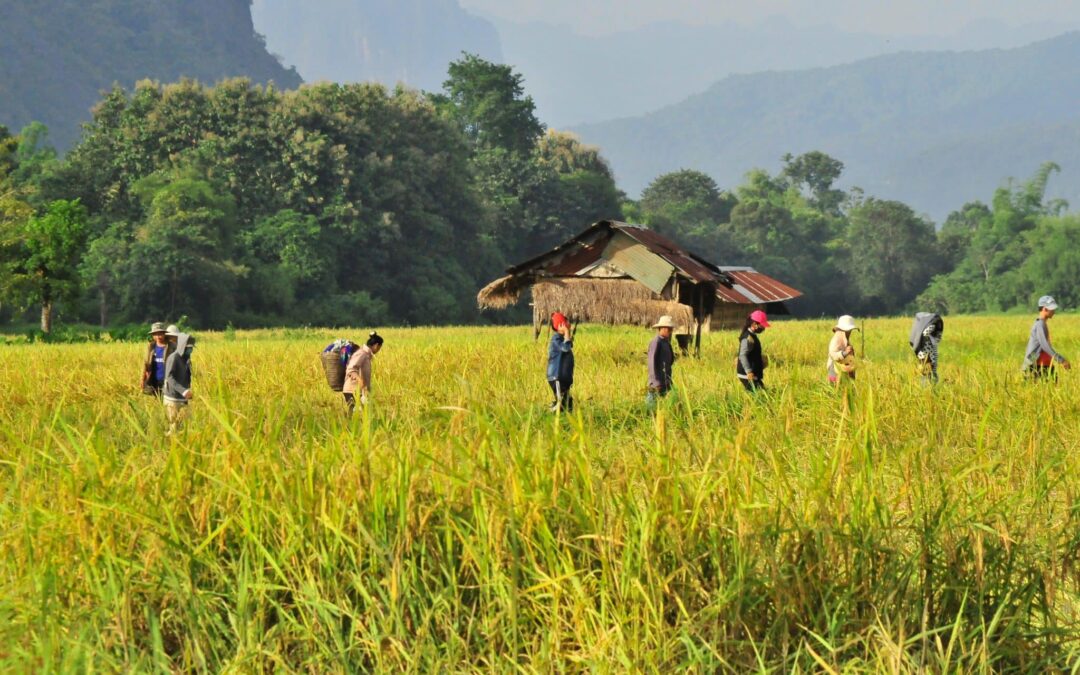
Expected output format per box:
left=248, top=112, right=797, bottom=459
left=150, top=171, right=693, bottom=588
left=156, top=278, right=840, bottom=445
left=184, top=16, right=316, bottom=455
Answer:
left=632, top=157, right=1077, bottom=318
left=0, top=55, right=623, bottom=330
left=0, top=0, right=302, bottom=151
left=918, top=162, right=1076, bottom=313
left=3, top=43, right=1078, bottom=329
left=3, top=319, right=1080, bottom=670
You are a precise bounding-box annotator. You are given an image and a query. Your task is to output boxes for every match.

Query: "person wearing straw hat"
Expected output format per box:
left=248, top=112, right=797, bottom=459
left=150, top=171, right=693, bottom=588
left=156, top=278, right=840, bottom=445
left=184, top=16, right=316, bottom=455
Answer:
left=647, top=315, right=677, bottom=405
left=827, top=315, right=859, bottom=384
left=546, top=312, right=575, bottom=412
left=736, top=309, right=770, bottom=393
left=1022, top=295, right=1071, bottom=381
left=140, top=322, right=172, bottom=396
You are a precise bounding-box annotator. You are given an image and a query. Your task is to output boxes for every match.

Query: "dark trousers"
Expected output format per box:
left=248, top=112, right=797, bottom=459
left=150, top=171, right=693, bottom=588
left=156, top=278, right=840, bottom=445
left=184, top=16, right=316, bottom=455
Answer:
left=1030, top=364, right=1057, bottom=382
left=740, top=377, right=766, bottom=393
left=548, top=379, right=573, bottom=411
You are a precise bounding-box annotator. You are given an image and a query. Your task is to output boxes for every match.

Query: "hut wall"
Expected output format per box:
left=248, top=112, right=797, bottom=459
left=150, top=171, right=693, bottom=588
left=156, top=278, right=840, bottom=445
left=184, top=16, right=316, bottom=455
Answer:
left=708, top=303, right=766, bottom=332
left=531, top=278, right=693, bottom=331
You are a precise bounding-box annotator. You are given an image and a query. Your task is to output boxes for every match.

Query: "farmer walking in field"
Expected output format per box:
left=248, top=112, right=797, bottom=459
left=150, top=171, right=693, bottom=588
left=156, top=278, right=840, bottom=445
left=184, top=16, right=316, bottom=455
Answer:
left=1022, top=295, right=1071, bottom=381
left=343, top=332, right=383, bottom=413
left=162, top=332, right=195, bottom=435
left=647, top=315, right=677, bottom=405
left=827, top=315, right=859, bottom=384
left=546, top=312, right=575, bottom=412
left=141, top=321, right=171, bottom=396
left=910, top=312, right=943, bottom=384
left=736, top=310, right=770, bottom=393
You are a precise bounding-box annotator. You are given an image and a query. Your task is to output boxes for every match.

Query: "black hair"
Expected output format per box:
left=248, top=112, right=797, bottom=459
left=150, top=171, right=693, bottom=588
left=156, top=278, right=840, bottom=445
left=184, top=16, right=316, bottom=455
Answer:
left=742, top=315, right=756, bottom=332
left=366, top=331, right=384, bottom=347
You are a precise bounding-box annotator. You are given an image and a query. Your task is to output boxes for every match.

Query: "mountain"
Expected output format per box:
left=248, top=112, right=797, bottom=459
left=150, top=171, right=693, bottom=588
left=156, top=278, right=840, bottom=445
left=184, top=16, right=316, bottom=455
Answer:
left=0, top=0, right=301, bottom=151
left=572, top=32, right=1080, bottom=221
left=250, top=0, right=502, bottom=92
left=490, top=16, right=1077, bottom=128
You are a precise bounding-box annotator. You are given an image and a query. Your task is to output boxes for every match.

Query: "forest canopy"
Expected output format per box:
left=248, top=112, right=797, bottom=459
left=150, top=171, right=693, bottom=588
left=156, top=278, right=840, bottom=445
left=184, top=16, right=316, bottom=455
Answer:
left=0, top=55, right=1076, bottom=332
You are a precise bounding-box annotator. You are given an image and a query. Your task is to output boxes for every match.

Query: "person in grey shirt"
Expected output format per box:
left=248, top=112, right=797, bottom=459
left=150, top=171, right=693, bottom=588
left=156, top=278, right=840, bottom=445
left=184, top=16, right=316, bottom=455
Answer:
left=1023, top=295, right=1071, bottom=381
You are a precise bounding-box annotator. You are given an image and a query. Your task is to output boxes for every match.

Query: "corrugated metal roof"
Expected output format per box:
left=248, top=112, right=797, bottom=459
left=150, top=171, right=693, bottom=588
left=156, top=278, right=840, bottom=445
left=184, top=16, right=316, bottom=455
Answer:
left=716, top=267, right=803, bottom=304
left=614, top=224, right=722, bottom=283
left=497, top=222, right=802, bottom=306
left=601, top=233, right=674, bottom=294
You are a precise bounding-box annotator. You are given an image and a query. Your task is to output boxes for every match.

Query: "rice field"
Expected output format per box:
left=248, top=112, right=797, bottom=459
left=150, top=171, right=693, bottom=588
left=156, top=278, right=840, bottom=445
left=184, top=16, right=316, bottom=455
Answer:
left=2, top=315, right=1079, bottom=672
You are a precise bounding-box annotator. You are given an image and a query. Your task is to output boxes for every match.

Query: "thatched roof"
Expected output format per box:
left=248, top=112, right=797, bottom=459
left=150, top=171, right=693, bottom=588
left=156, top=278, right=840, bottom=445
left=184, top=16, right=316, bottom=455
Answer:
left=477, top=274, right=533, bottom=310
left=531, top=278, right=693, bottom=328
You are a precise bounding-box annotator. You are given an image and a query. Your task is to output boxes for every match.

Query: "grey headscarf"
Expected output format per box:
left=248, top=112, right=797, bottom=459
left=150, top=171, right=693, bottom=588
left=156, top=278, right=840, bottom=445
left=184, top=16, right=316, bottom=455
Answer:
left=909, top=312, right=943, bottom=354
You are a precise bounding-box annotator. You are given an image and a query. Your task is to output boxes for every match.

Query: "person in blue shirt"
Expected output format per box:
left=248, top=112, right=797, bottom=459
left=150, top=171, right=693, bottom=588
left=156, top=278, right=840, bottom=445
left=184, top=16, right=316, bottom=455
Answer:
left=546, top=312, right=575, bottom=412
left=141, top=322, right=171, bottom=396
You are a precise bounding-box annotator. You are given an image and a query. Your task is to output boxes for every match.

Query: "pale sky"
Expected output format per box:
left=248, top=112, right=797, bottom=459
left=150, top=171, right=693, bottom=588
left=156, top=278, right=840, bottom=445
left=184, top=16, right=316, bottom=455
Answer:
left=458, top=0, right=1080, bottom=36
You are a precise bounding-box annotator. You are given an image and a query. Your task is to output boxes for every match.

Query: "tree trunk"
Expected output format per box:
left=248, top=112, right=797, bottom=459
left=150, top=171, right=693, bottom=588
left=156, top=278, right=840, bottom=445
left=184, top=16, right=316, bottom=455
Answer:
left=98, top=287, right=109, bottom=328
left=41, top=301, right=53, bottom=333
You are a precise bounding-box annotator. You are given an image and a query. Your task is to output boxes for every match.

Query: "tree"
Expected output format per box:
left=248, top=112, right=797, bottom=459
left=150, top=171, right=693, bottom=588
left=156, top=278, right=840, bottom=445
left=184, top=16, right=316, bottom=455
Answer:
left=435, top=53, right=544, bottom=155
left=4, top=199, right=89, bottom=332
left=845, top=198, right=937, bottom=314
left=922, top=162, right=1065, bottom=313
left=782, top=151, right=846, bottom=215
left=938, top=202, right=991, bottom=271
left=124, top=169, right=243, bottom=327
left=640, top=169, right=735, bottom=227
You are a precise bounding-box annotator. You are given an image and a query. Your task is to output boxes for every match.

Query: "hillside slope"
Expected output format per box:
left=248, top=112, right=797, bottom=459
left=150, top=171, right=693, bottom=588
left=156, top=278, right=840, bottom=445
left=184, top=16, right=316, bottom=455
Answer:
left=251, top=0, right=502, bottom=91
left=0, top=0, right=302, bottom=150
left=574, top=32, right=1080, bottom=221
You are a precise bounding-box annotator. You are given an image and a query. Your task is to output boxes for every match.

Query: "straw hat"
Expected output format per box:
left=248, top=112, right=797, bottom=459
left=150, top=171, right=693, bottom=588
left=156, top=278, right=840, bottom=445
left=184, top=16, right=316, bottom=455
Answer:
left=834, top=315, right=858, bottom=332
left=652, top=315, right=677, bottom=329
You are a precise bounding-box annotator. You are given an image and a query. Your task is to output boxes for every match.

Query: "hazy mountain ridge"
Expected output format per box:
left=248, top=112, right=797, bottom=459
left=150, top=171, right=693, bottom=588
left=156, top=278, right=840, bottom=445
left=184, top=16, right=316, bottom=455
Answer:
left=572, top=32, right=1080, bottom=220
left=489, top=15, right=1078, bottom=127
left=251, top=0, right=502, bottom=91
left=0, top=0, right=302, bottom=150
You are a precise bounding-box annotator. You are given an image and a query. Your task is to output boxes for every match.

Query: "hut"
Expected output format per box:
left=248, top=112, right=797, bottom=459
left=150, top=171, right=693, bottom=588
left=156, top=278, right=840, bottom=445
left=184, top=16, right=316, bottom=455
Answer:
left=477, top=220, right=801, bottom=353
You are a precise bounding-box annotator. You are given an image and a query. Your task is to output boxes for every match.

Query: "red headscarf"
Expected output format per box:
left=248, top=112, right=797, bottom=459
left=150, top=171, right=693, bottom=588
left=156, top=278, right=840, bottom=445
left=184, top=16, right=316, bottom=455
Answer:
left=551, top=312, right=569, bottom=331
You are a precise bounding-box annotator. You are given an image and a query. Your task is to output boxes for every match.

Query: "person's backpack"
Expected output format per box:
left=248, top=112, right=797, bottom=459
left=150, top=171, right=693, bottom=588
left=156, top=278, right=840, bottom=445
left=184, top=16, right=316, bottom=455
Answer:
left=320, top=340, right=358, bottom=392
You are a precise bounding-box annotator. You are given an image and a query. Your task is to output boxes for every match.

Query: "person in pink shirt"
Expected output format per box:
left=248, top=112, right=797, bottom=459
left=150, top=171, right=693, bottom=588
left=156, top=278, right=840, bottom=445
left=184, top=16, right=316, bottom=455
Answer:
left=342, top=332, right=384, bottom=413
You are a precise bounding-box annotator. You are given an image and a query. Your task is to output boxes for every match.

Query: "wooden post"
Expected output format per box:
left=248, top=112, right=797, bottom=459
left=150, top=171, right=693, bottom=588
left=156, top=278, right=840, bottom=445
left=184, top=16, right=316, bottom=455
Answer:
left=694, top=288, right=703, bottom=357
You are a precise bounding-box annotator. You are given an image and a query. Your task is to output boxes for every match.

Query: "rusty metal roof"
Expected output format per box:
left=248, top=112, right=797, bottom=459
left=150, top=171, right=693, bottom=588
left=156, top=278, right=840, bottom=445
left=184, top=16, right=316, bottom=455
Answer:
left=504, top=221, right=726, bottom=285
left=494, top=221, right=803, bottom=307
left=716, top=267, right=803, bottom=304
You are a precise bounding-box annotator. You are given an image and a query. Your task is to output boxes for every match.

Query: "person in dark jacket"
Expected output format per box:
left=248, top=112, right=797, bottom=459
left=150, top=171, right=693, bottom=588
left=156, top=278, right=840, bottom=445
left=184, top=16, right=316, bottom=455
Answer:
left=736, top=310, right=770, bottom=393
left=647, top=315, right=677, bottom=405
left=162, top=333, right=195, bottom=434
left=546, top=312, right=575, bottom=412
left=910, top=312, right=943, bottom=384
left=141, top=322, right=171, bottom=396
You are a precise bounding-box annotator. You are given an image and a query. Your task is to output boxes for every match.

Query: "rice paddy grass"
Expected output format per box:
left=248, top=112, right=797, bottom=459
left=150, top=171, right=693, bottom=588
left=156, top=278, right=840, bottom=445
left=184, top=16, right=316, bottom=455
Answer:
left=1, top=315, right=1079, bottom=672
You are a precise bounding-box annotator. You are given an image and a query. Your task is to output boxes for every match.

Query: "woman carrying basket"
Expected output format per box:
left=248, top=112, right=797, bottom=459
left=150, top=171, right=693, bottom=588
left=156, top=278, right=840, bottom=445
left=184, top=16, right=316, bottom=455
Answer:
left=827, top=315, right=859, bottom=385
left=343, top=332, right=384, bottom=413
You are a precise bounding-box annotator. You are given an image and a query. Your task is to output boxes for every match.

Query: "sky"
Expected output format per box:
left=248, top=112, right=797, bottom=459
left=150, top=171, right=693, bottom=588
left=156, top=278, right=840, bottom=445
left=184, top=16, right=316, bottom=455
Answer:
left=457, top=0, right=1080, bottom=36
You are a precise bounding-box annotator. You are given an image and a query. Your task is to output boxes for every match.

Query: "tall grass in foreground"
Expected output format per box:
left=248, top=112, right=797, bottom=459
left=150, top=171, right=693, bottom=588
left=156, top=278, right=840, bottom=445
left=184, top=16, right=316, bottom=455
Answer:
left=1, top=316, right=1080, bottom=672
